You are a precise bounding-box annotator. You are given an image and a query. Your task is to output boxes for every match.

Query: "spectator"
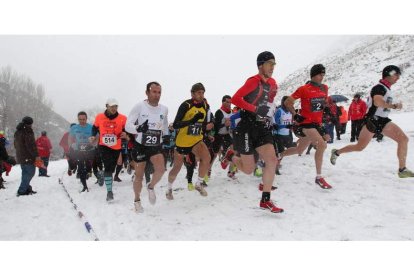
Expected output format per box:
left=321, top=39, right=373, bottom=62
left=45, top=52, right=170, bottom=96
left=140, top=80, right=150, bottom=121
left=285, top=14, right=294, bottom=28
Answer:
left=338, top=105, right=348, bottom=134
left=14, top=116, right=43, bottom=196
left=36, top=131, right=53, bottom=177
left=348, top=93, right=367, bottom=142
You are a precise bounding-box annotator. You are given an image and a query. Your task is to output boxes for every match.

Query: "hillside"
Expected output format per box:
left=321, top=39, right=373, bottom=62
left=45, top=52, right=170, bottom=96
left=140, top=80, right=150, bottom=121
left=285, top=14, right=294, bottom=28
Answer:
left=0, top=68, right=70, bottom=159
left=278, top=35, right=414, bottom=111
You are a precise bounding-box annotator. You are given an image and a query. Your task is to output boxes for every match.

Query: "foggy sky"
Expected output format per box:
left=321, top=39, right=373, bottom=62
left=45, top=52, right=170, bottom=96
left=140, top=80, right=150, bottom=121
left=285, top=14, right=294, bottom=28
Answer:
left=0, top=35, right=363, bottom=122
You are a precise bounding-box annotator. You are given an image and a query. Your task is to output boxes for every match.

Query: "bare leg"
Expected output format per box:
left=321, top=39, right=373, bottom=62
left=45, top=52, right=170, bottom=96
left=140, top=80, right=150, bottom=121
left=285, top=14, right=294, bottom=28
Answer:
left=256, top=144, right=277, bottom=193
left=336, top=126, right=374, bottom=155
left=191, top=142, right=211, bottom=179
left=302, top=128, right=327, bottom=175
left=168, top=149, right=184, bottom=184
left=148, top=153, right=166, bottom=188
left=381, top=122, right=409, bottom=169
left=133, top=161, right=146, bottom=201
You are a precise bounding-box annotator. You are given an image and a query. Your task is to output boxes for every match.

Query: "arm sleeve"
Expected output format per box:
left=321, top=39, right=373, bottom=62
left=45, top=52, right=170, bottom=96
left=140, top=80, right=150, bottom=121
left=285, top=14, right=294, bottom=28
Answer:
left=361, top=101, right=368, bottom=114
left=173, top=102, right=193, bottom=129
left=26, top=132, right=39, bottom=159
left=125, top=103, right=141, bottom=135
left=230, top=112, right=241, bottom=129
left=214, top=109, right=224, bottom=132
left=91, top=125, right=99, bottom=137
left=231, top=78, right=259, bottom=113
left=91, top=115, right=100, bottom=137
left=274, top=109, right=282, bottom=125
left=290, top=86, right=303, bottom=100
left=163, top=107, right=169, bottom=136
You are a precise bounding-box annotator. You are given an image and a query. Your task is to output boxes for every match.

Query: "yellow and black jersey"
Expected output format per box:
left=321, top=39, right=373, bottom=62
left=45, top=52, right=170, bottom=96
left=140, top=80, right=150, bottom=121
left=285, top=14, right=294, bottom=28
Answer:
left=173, top=99, right=208, bottom=147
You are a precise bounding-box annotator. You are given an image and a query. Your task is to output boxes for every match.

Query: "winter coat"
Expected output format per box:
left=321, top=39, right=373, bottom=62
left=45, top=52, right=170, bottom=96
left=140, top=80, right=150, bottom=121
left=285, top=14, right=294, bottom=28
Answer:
left=0, top=136, right=9, bottom=161
left=348, top=99, right=367, bottom=121
left=36, top=135, right=53, bottom=158
left=59, top=132, right=70, bottom=154
left=339, top=106, right=348, bottom=124
left=14, top=123, right=39, bottom=164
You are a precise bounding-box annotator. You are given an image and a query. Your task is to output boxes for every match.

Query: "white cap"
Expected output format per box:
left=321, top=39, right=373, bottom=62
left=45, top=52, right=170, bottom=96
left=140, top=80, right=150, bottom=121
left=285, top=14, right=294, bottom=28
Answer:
left=106, top=98, right=119, bottom=106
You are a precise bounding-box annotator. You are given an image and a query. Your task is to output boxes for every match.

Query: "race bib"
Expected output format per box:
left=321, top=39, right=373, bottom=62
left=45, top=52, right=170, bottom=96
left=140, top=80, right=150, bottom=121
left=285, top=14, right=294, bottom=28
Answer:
left=102, top=134, right=117, bottom=147
left=310, top=97, right=325, bottom=112
left=79, top=143, right=92, bottom=151
left=187, top=123, right=202, bottom=136
left=142, top=130, right=161, bottom=146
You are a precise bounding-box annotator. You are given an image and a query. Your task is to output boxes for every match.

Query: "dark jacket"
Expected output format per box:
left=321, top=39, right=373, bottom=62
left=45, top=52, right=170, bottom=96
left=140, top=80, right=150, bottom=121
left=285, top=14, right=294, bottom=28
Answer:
left=0, top=136, right=9, bottom=161
left=14, top=123, right=39, bottom=164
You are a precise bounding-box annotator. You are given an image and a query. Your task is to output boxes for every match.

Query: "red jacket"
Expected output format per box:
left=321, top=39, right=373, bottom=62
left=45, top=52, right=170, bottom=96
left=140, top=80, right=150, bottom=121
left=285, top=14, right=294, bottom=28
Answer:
left=348, top=99, right=367, bottom=121
left=59, top=132, right=70, bottom=154
left=339, top=106, right=348, bottom=124
left=36, top=136, right=53, bottom=157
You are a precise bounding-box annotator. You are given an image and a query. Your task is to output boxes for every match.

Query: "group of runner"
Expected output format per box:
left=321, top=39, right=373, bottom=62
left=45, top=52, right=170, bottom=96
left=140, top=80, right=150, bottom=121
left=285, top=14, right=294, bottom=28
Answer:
left=63, top=51, right=413, bottom=214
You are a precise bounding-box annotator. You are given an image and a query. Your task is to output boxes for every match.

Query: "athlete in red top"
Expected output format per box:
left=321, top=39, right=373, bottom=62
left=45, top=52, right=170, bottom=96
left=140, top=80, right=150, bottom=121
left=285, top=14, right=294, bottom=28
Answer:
left=284, top=64, right=332, bottom=189
left=222, top=51, right=283, bottom=214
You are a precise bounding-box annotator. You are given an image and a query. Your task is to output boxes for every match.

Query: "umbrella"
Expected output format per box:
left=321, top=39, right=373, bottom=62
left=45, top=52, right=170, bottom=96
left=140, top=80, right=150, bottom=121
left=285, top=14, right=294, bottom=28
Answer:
left=330, top=94, right=349, bottom=103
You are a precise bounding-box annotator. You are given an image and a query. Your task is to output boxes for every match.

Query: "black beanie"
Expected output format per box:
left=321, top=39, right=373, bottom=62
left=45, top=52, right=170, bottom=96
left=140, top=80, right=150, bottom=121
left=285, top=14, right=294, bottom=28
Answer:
left=191, top=82, right=205, bottom=93
left=257, top=51, right=275, bottom=67
left=382, top=65, right=401, bottom=78
left=310, top=64, right=326, bottom=78
left=22, top=116, right=33, bottom=125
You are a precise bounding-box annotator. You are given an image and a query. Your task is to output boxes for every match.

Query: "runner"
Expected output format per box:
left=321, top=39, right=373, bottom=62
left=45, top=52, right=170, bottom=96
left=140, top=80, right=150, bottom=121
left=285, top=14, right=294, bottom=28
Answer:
left=89, top=98, right=127, bottom=202
left=166, top=82, right=211, bottom=199
left=283, top=64, right=332, bottom=189
left=212, top=95, right=236, bottom=179
left=330, top=65, right=414, bottom=178
left=69, top=111, right=94, bottom=192
left=221, top=51, right=283, bottom=213
left=125, top=82, right=169, bottom=212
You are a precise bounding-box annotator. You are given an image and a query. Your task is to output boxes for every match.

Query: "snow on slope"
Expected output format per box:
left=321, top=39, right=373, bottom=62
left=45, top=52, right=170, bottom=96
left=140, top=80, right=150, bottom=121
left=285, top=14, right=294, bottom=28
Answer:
left=278, top=35, right=414, bottom=111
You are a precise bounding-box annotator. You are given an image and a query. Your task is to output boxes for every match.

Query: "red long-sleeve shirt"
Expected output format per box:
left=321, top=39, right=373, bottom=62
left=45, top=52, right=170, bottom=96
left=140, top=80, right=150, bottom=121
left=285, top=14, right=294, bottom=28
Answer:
left=231, top=74, right=277, bottom=113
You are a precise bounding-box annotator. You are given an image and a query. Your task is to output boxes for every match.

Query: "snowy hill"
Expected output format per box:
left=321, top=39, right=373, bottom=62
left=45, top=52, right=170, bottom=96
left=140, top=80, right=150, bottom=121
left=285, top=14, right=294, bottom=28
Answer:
left=278, top=35, right=414, bottom=111
left=1, top=112, right=413, bottom=241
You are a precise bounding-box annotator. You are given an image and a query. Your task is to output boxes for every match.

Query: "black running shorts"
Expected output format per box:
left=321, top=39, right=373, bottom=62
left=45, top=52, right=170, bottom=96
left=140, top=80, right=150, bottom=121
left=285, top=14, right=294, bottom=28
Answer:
left=233, top=119, right=274, bottom=155
left=364, top=116, right=391, bottom=134
left=131, top=142, right=163, bottom=163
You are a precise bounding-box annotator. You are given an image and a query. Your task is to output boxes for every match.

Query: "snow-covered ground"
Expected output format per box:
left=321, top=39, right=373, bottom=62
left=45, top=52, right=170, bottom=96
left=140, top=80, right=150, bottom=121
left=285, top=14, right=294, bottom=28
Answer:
left=1, top=112, right=413, bottom=241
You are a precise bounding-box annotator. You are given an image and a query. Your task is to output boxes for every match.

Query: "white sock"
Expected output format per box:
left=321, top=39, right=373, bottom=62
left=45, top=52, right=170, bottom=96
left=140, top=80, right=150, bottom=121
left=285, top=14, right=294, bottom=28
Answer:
left=196, top=177, right=204, bottom=185
left=316, top=175, right=322, bottom=179
left=168, top=182, right=173, bottom=190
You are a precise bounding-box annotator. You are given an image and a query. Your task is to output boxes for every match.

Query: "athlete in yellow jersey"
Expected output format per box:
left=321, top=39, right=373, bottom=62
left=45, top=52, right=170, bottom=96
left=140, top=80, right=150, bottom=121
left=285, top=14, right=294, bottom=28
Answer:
left=166, top=83, right=212, bottom=199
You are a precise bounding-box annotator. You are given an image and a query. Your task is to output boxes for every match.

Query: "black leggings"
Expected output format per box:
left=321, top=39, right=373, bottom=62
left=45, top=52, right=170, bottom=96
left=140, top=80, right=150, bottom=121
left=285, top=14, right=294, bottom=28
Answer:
left=98, top=146, right=121, bottom=177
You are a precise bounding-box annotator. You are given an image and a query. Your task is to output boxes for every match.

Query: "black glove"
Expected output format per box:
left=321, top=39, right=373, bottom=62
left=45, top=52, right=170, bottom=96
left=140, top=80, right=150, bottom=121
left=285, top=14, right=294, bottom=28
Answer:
left=190, top=112, right=204, bottom=123
left=293, top=114, right=306, bottom=123
left=7, top=156, right=17, bottom=166
left=256, top=105, right=270, bottom=117
left=136, top=119, right=149, bottom=133
left=162, top=135, right=171, bottom=145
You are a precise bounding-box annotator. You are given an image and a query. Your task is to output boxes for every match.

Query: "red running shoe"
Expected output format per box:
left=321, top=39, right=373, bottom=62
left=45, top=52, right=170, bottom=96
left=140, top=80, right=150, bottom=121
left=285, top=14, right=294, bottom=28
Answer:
left=260, top=200, right=284, bottom=213
left=315, top=177, right=332, bottom=189
left=258, top=183, right=277, bottom=191
left=220, top=149, right=234, bottom=170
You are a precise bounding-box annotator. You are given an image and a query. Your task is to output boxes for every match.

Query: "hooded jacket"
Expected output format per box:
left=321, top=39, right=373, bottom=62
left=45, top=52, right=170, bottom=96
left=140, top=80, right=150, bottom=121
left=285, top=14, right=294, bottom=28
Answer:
left=14, top=123, right=39, bottom=164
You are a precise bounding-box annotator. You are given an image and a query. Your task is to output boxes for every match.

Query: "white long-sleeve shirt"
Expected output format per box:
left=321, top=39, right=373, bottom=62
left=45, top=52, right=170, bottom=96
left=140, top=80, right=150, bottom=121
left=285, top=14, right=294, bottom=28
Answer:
left=125, top=100, right=169, bottom=146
